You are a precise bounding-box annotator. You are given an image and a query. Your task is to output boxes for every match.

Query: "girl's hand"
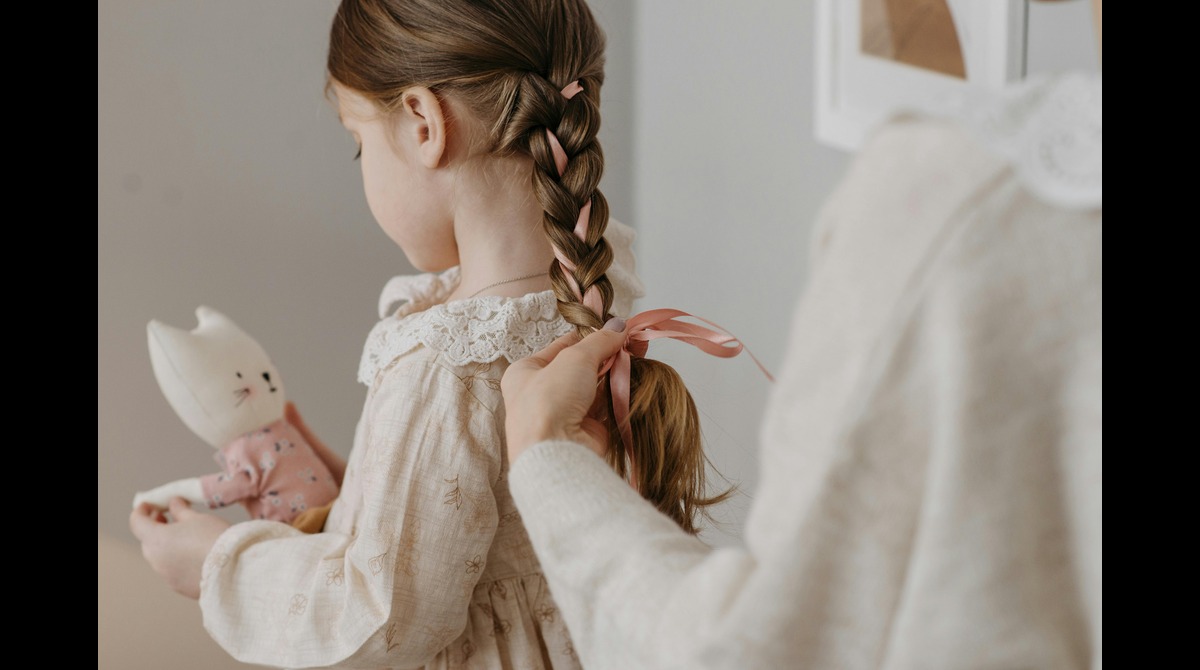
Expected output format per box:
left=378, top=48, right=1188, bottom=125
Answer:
left=501, top=318, right=628, bottom=463
left=129, top=497, right=230, bottom=599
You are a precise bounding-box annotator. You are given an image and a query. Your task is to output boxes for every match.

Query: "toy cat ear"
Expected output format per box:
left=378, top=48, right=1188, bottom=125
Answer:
left=146, top=318, right=190, bottom=355
left=195, top=305, right=240, bottom=335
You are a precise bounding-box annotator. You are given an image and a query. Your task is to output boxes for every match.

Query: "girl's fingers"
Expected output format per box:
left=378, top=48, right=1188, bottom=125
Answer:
left=129, top=503, right=165, bottom=540
left=168, top=497, right=197, bottom=520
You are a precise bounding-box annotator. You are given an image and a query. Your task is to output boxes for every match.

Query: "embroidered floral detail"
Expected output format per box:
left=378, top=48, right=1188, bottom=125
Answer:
left=489, top=580, right=508, bottom=599
left=444, top=475, right=462, bottom=510
left=465, top=554, right=484, bottom=574
left=536, top=604, right=557, bottom=623
left=368, top=551, right=388, bottom=576
left=397, top=519, right=422, bottom=578
left=326, top=566, right=344, bottom=586
left=455, top=362, right=503, bottom=392
left=461, top=639, right=475, bottom=662
left=491, top=617, right=512, bottom=640
left=385, top=622, right=401, bottom=652
left=288, top=594, right=308, bottom=616
left=498, top=510, right=521, bottom=526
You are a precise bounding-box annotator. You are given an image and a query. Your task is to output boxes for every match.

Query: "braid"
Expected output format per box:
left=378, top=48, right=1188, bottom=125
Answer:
left=504, top=72, right=613, bottom=334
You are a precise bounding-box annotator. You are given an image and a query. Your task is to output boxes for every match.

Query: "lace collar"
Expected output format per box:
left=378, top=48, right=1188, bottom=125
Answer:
left=934, top=71, right=1102, bottom=211
left=358, top=218, right=646, bottom=385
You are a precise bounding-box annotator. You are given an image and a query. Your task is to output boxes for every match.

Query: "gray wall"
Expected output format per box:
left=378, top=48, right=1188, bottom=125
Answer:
left=631, top=1, right=849, bottom=545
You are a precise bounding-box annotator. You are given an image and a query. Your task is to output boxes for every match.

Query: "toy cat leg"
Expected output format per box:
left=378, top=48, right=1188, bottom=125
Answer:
left=132, top=477, right=205, bottom=510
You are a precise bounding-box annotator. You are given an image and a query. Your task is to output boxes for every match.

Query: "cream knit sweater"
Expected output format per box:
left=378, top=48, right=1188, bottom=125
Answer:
left=508, top=73, right=1102, bottom=669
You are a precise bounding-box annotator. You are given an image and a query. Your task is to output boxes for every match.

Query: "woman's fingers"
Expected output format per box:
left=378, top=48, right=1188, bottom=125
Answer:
left=523, top=318, right=628, bottom=370
left=502, top=318, right=629, bottom=462
left=557, top=318, right=627, bottom=369
left=523, top=331, right=583, bottom=368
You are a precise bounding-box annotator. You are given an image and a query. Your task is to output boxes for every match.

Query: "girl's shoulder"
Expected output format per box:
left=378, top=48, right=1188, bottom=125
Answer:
left=358, top=268, right=572, bottom=387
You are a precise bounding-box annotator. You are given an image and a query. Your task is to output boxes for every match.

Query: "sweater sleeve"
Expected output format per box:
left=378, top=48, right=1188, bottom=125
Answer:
left=198, top=347, right=503, bottom=668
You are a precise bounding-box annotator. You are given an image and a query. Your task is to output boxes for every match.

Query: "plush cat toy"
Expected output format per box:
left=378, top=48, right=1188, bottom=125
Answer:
left=132, top=306, right=338, bottom=533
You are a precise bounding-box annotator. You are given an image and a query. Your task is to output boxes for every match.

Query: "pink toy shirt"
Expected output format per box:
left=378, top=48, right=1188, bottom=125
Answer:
left=200, top=418, right=338, bottom=523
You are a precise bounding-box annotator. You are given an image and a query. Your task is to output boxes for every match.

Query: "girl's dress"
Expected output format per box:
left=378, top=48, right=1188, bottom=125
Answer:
left=198, top=221, right=644, bottom=669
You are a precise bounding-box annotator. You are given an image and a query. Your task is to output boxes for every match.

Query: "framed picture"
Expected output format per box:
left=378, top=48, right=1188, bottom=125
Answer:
left=815, top=0, right=1029, bottom=151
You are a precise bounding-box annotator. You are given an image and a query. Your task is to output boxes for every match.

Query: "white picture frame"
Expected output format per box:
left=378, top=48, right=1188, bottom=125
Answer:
left=815, top=0, right=1029, bottom=152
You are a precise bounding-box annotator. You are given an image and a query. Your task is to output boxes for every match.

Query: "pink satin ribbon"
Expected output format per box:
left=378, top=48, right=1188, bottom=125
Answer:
left=599, top=309, right=774, bottom=489
left=546, top=81, right=604, bottom=318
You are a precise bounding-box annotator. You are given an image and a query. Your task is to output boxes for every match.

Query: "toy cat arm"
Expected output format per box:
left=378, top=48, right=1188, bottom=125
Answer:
left=132, top=477, right=205, bottom=510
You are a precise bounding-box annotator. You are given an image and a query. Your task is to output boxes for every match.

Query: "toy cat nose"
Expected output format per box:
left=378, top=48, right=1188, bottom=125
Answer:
left=263, top=371, right=278, bottom=392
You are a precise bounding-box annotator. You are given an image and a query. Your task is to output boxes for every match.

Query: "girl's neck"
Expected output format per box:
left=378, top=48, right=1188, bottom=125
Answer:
left=443, top=155, right=555, bottom=303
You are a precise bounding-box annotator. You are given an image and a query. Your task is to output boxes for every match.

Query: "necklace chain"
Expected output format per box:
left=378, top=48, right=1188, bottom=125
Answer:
left=466, top=271, right=550, bottom=299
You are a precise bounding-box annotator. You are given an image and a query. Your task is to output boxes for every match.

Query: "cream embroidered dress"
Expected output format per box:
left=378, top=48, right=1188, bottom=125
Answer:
left=199, top=223, right=644, bottom=669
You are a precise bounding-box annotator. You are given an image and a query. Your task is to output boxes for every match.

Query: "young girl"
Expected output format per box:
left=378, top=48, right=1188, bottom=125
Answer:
left=130, top=0, right=739, bottom=667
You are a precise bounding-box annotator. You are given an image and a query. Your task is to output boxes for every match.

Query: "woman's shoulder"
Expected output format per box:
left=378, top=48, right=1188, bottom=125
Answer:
left=868, top=71, right=1102, bottom=211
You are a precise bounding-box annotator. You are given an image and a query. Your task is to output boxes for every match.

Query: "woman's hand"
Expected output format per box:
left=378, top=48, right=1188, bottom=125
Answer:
left=128, top=497, right=231, bottom=599
left=501, top=318, right=628, bottom=464
left=287, top=401, right=347, bottom=486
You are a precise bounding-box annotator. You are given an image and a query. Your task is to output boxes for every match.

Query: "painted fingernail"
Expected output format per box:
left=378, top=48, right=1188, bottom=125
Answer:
left=603, top=317, right=626, bottom=332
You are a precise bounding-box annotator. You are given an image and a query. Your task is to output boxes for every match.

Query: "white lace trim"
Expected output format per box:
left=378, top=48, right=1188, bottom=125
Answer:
left=934, top=71, right=1102, bottom=211
left=358, top=286, right=573, bottom=385
left=358, top=218, right=645, bottom=385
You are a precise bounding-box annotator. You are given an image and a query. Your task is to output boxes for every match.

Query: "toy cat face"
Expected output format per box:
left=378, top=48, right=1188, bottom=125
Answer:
left=148, top=306, right=286, bottom=448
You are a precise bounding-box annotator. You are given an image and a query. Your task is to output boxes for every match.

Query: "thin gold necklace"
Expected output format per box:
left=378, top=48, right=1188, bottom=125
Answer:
left=466, top=271, right=549, bottom=299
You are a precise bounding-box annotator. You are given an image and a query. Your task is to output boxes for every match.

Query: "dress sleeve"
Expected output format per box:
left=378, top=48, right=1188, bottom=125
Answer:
left=198, top=347, right=503, bottom=669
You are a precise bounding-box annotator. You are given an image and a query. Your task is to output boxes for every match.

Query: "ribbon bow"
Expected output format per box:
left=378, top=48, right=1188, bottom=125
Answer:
left=600, top=309, right=774, bottom=487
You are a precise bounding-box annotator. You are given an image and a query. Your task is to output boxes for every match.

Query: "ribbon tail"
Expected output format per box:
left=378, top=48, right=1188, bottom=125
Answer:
left=608, top=349, right=637, bottom=490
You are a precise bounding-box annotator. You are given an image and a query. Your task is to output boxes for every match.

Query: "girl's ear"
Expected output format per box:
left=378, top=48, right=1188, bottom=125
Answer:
left=401, top=87, right=447, bottom=170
